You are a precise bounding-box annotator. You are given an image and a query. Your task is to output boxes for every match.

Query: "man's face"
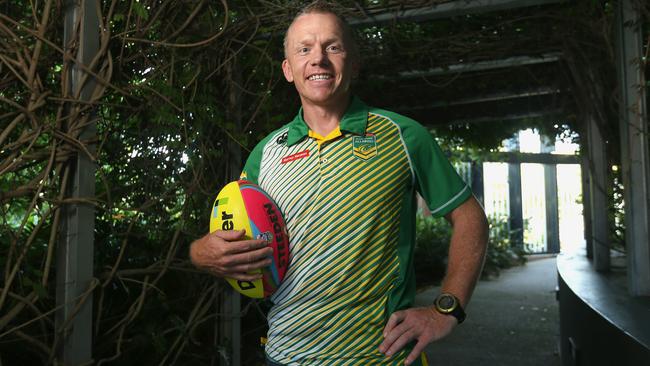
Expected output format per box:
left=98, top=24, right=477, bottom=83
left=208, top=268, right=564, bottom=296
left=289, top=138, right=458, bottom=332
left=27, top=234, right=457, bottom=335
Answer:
left=282, top=12, right=358, bottom=107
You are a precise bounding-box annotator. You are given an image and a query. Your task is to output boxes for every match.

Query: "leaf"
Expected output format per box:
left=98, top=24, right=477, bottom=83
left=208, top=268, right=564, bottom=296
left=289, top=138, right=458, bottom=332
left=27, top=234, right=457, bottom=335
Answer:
left=32, top=282, right=47, bottom=298
left=133, top=2, right=149, bottom=20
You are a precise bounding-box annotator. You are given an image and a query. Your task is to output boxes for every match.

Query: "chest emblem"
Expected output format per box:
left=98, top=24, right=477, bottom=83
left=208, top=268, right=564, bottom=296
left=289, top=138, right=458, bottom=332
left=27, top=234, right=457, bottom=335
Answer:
left=352, top=134, right=378, bottom=161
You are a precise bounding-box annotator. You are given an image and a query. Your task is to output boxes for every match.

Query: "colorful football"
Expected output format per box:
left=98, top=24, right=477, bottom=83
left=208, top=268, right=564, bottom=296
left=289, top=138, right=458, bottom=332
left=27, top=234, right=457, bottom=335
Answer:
left=209, top=180, right=289, bottom=298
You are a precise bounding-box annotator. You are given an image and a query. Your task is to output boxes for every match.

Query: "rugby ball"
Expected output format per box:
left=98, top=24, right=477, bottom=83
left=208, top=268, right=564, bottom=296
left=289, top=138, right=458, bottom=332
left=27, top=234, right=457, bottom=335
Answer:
left=210, top=180, right=289, bottom=298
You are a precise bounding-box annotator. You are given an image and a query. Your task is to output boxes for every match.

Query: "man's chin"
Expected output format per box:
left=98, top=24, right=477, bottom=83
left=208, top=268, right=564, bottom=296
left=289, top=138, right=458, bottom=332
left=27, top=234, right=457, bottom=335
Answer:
left=299, top=91, right=349, bottom=106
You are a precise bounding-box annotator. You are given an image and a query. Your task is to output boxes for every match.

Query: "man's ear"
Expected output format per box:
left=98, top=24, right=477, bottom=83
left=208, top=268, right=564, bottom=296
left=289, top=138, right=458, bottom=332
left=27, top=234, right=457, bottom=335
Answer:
left=282, top=59, right=294, bottom=83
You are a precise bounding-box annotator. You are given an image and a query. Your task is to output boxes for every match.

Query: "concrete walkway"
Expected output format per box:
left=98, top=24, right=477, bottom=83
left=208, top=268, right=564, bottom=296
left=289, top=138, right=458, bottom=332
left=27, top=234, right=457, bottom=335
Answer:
left=416, top=256, right=560, bottom=366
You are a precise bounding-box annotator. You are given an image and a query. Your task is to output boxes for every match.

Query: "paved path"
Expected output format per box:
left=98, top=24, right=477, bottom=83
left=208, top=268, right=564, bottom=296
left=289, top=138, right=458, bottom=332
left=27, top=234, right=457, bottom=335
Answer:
left=416, top=256, right=560, bottom=366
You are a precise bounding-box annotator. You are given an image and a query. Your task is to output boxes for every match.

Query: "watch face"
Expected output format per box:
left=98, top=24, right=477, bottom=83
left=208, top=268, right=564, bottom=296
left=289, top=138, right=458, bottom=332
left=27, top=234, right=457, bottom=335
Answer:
left=436, top=294, right=458, bottom=313
left=438, top=295, right=456, bottom=310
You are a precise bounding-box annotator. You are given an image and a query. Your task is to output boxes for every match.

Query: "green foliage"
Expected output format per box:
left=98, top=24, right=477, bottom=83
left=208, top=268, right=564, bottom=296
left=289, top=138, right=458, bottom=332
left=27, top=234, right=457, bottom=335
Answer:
left=0, top=0, right=293, bottom=364
left=483, top=215, right=528, bottom=277
left=413, top=212, right=453, bottom=285
left=414, top=213, right=526, bottom=288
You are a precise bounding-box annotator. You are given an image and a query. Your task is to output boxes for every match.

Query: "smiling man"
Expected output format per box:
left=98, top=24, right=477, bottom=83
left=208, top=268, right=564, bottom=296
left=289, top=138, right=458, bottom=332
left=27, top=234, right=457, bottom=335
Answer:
left=280, top=6, right=359, bottom=138
left=190, top=2, right=488, bottom=365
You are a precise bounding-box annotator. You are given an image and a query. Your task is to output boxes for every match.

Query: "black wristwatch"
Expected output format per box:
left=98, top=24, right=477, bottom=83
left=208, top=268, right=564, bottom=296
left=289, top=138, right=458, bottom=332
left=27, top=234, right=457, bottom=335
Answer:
left=433, top=293, right=466, bottom=324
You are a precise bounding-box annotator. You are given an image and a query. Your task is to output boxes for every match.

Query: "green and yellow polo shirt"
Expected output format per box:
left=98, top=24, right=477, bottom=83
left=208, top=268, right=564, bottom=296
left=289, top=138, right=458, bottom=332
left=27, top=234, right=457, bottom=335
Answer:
left=241, top=97, right=471, bottom=365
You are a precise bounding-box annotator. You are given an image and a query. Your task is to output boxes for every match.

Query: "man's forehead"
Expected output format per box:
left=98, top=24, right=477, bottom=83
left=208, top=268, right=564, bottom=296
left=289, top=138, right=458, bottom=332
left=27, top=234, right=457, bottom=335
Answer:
left=287, top=12, right=346, bottom=42
left=291, top=33, right=344, bottom=45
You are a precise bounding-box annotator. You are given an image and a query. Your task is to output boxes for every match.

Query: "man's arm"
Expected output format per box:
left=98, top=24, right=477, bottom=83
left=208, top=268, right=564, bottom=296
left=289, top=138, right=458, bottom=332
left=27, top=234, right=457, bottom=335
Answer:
left=379, top=196, right=488, bottom=365
left=189, top=229, right=273, bottom=281
left=440, top=195, right=489, bottom=307
left=190, top=129, right=274, bottom=280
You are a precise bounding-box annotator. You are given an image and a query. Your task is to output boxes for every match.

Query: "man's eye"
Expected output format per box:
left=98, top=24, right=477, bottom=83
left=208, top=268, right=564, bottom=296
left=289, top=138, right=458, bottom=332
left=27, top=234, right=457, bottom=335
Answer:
left=327, top=45, right=342, bottom=52
left=298, top=47, right=310, bottom=54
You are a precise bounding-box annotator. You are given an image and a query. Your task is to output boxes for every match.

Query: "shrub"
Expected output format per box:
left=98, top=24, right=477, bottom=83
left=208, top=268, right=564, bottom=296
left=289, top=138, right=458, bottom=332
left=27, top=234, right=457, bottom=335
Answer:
left=414, top=213, right=526, bottom=288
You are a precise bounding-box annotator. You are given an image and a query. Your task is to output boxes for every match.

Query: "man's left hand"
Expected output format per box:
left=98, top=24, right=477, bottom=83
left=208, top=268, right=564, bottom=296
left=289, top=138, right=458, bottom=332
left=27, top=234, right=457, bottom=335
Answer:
left=379, top=306, right=457, bottom=365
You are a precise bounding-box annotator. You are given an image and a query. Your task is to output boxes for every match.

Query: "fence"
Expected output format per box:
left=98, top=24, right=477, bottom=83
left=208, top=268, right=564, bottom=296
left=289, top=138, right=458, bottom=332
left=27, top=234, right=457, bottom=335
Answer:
left=456, top=156, right=584, bottom=254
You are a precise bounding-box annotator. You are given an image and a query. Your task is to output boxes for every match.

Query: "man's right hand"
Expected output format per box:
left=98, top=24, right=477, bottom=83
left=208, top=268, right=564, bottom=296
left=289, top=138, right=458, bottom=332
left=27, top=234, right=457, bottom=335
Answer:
left=189, top=229, right=273, bottom=281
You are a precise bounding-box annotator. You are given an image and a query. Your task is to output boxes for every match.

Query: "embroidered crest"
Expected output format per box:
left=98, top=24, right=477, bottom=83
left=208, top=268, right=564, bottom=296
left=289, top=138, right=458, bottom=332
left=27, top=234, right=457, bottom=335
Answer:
left=352, top=135, right=378, bottom=160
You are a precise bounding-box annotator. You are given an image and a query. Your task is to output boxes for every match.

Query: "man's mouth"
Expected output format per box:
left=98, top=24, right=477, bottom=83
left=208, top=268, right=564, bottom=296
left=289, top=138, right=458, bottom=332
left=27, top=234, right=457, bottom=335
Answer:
left=307, top=74, right=332, bottom=81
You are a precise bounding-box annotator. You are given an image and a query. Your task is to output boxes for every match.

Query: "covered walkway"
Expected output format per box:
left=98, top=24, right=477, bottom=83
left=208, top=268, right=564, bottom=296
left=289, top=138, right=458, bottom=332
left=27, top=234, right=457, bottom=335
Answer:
left=417, top=256, right=560, bottom=366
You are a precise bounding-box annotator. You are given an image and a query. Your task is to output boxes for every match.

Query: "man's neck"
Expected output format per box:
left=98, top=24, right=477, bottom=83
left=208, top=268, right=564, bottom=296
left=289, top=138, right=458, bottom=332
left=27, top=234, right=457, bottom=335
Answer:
left=301, top=95, right=351, bottom=137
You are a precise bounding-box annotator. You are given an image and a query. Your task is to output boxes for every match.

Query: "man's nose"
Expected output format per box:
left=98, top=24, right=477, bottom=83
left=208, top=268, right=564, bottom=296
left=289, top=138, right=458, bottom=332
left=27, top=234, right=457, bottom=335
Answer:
left=310, top=46, right=330, bottom=66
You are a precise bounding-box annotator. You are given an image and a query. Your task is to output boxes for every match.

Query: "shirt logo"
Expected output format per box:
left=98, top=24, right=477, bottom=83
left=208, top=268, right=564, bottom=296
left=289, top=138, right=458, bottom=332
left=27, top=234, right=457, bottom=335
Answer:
left=352, top=135, right=378, bottom=160
left=276, top=132, right=288, bottom=145
left=281, top=149, right=310, bottom=164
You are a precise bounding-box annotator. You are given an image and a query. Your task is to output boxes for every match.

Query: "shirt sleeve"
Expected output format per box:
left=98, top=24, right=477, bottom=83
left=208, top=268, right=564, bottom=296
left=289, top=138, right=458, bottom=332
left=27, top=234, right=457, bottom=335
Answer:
left=402, top=120, right=472, bottom=217
left=241, top=129, right=282, bottom=184
left=240, top=139, right=265, bottom=185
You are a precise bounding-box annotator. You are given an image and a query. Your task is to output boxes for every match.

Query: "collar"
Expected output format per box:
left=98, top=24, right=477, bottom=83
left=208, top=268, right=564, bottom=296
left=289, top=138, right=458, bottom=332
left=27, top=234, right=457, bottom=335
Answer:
left=286, top=96, right=369, bottom=146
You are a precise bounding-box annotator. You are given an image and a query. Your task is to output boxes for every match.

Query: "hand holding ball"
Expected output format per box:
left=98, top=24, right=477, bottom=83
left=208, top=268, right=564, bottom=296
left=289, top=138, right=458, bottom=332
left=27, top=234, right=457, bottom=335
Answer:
left=210, top=181, right=289, bottom=298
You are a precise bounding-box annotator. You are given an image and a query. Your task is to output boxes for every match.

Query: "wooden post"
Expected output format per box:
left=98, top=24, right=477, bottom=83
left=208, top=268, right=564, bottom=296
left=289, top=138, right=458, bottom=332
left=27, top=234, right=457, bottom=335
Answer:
left=217, top=288, right=241, bottom=366
left=470, top=161, right=485, bottom=207
left=506, top=136, right=524, bottom=247
left=587, top=117, right=610, bottom=271
left=56, top=0, right=99, bottom=363
left=615, top=0, right=650, bottom=295
left=218, top=57, right=243, bottom=366
left=541, top=135, right=560, bottom=253
left=581, top=153, right=593, bottom=259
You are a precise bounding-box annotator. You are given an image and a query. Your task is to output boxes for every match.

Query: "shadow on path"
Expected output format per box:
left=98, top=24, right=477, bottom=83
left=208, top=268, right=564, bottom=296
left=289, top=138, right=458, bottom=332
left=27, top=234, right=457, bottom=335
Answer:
left=416, top=256, right=560, bottom=366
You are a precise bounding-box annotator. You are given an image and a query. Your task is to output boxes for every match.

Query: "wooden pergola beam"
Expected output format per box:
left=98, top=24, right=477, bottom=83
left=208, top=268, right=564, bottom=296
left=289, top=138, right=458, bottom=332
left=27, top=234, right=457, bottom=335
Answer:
left=387, top=53, right=563, bottom=80
left=348, top=0, right=568, bottom=26
left=417, top=109, right=564, bottom=126
left=478, top=151, right=579, bottom=165
left=406, top=86, right=562, bottom=108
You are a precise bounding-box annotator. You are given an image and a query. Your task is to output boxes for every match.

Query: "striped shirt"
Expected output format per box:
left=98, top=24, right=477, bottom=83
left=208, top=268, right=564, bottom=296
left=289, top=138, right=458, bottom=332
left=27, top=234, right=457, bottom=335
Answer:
left=241, top=97, right=471, bottom=365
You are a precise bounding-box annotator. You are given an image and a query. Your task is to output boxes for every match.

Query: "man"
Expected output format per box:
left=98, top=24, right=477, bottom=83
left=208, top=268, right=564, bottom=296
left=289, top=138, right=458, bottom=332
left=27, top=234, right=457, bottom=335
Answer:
left=190, top=2, right=488, bottom=365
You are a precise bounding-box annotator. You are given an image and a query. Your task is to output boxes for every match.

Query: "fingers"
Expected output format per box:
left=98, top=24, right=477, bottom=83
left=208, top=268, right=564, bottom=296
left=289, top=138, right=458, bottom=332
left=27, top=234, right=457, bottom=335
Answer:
left=405, top=339, right=428, bottom=366
left=223, top=238, right=271, bottom=255
left=210, top=244, right=273, bottom=279
left=191, top=229, right=275, bottom=279
left=379, top=307, right=454, bottom=364
left=211, top=229, right=247, bottom=241
left=212, top=229, right=270, bottom=255
left=218, top=251, right=273, bottom=281
left=382, top=310, right=405, bottom=336
left=224, top=248, right=273, bottom=269
left=379, top=321, right=411, bottom=357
